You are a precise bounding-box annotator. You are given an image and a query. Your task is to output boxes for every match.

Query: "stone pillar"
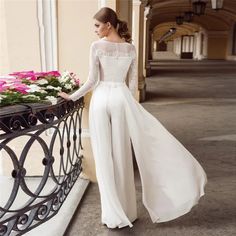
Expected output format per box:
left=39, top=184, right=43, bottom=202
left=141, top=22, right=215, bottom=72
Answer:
left=133, top=0, right=147, bottom=102
left=143, top=5, right=148, bottom=78
left=193, top=31, right=200, bottom=59
left=186, top=36, right=190, bottom=52
left=226, top=21, right=236, bottom=60
left=144, top=5, right=151, bottom=78
left=116, top=0, right=132, bottom=34
left=154, top=40, right=157, bottom=51
left=151, top=30, right=154, bottom=55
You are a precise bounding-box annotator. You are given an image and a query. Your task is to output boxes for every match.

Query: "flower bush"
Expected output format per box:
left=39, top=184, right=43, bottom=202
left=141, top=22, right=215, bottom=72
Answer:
left=0, top=70, right=80, bottom=106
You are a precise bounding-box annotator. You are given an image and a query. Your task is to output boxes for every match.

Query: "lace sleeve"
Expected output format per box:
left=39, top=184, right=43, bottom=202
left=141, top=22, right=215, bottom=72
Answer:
left=128, top=45, right=138, bottom=97
left=69, top=42, right=99, bottom=101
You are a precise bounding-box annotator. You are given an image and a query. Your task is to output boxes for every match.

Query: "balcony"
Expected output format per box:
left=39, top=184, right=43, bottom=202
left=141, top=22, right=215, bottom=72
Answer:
left=0, top=98, right=89, bottom=236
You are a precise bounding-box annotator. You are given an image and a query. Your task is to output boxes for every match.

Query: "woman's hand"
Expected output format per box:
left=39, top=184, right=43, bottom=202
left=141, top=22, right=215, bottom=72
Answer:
left=58, top=92, right=71, bottom=101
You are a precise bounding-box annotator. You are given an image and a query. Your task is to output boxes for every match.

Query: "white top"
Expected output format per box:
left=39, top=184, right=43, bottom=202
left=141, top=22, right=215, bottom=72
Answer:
left=69, top=38, right=138, bottom=101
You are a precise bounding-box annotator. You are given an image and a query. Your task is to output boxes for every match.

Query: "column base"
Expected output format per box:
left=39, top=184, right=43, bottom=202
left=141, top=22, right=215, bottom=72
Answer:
left=146, top=67, right=152, bottom=77
left=139, top=84, right=146, bottom=102
left=138, top=77, right=146, bottom=102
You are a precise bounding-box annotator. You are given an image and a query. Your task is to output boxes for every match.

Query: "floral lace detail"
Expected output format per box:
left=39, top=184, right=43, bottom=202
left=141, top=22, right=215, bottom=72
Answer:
left=69, top=40, right=137, bottom=101
left=94, top=38, right=135, bottom=59
left=96, top=48, right=135, bottom=58
left=127, top=46, right=138, bottom=97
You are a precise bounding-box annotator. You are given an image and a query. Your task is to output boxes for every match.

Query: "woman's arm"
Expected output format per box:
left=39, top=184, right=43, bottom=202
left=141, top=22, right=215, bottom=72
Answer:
left=59, top=42, right=99, bottom=101
left=128, top=45, right=138, bottom=98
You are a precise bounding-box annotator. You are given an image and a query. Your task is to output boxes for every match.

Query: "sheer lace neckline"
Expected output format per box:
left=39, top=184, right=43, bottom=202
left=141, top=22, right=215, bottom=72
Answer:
left=101, top=38, right=128, bottom=44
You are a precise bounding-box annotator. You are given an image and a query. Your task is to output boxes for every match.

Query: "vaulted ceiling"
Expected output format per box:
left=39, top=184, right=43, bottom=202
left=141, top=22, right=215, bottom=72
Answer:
left=153, top=22, right=200, bottom=42
left=148, top=0, right=236, bottom=31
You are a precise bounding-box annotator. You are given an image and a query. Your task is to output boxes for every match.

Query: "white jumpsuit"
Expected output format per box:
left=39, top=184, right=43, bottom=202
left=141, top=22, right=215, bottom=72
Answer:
left=69, top=38, right=207, bottom=229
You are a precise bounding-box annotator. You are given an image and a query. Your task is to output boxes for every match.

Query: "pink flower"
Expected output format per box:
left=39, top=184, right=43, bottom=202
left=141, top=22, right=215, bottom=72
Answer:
left=0, top=83, right=9, bottom=92
left=0, top=85, right=7, bottom=92
left=12, top=80, right=24, bottom=84
left=13, top=83, right=29, bottom=94
left=9, top=71, right=38, bottom=80
left=34, top=72, right=48, bottom=77
left=75, top=79, right=80, bottom=85
left=0, top=81, right=6, bottom=86
left=46, top=71, right=61, bottom=77
left=35, top=71, right=61, bottom=78
left=8, top=70, right=61, bottom=81
left=9, top=70, right=34, bottom=76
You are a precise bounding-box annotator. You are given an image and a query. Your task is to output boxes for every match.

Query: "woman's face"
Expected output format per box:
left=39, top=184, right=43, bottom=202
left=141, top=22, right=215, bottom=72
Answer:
left=94, top=19, right=110, bottom=38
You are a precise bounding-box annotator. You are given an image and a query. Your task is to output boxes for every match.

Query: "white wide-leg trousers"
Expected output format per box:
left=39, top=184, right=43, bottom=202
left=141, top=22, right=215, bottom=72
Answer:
left=89, top=81, right=137, bottom=228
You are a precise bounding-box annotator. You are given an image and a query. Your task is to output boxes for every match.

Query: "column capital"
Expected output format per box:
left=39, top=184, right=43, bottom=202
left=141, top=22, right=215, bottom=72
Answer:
left=133, top=0, right=141, bottom=6
left=133, top=0, right=149, bottom=7
left=144, top=5, right=150, bottom=18
left=141, top=0, right=149, bottom=6
left=145, top=5, right=153, bottom=19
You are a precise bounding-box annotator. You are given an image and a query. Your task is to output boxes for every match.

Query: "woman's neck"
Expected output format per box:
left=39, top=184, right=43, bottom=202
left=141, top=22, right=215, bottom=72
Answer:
left=104, top=31, right=124, bottom=42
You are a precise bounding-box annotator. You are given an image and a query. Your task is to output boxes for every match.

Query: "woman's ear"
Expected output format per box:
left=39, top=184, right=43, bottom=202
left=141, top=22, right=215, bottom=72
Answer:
left=107, top=22, right=111, bottom=29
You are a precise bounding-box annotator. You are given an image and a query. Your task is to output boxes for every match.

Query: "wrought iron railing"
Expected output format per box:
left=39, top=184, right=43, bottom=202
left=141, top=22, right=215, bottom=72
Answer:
left=0, top=97, right=84, bottom=236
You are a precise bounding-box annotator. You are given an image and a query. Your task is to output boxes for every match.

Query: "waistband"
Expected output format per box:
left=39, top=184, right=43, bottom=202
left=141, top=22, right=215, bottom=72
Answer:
left=98, top=81, right=126, bottom=87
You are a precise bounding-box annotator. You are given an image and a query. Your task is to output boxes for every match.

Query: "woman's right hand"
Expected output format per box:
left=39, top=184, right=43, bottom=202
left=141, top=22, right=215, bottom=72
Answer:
left=58, top=92, right=71, bottom=101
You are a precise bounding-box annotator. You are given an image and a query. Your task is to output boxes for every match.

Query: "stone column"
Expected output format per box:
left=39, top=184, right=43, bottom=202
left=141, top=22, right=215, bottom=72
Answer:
left=144, top=5, right=151, bottom=78
left=193, top=31, right=199, bottom=59
left=151, top=30, right=154, bottom=55
left=116, top=0, right=132, bottom=34
left=133, top=0, right=147, bottom=102
left=145, top=29, right=153, bottom=78
left=226, top=21, right=236, bottom=60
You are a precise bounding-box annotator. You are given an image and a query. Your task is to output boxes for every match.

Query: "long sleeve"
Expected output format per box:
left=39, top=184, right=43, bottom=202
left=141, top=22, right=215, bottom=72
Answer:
left=69, top=42, right=99, bottom=101
left=128, top=45, right=138, bottom=98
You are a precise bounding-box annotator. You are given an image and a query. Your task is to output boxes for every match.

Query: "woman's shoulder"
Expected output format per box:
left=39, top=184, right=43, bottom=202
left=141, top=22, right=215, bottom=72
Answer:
left=91, top=38, right=134, bottom=47
left=90, top=39, right=136, bottom=58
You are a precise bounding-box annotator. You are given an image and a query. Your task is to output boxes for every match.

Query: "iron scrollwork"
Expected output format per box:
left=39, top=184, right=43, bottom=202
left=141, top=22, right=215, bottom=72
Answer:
left=0, top=97, right=84, bottom=235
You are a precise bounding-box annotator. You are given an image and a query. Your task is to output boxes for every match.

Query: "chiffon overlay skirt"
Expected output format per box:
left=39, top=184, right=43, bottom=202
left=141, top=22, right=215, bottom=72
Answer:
left=88, top=80, right=207, bottom=228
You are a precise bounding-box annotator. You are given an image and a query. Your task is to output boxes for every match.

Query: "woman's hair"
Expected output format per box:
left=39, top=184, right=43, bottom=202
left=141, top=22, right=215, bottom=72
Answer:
left=93, top=7, right=132, bottom=43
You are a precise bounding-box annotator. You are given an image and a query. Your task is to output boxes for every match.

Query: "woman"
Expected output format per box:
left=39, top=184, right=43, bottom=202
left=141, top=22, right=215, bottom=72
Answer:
left=58, top=7, right=207, bottom=229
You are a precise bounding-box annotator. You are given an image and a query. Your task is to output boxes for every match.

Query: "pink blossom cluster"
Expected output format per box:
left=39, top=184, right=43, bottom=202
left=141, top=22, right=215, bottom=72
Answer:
left=9, top=70, right=61, bottom=80
left=0, top=77, right=29, bottom=94
left=1, top=70, right=80, bottom=106
left=0, top=70, right=61, bottom=94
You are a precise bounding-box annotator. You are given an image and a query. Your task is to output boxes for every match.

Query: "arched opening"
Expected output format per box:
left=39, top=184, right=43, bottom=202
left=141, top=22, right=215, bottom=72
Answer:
left=152, top=22, right=207, bottom=60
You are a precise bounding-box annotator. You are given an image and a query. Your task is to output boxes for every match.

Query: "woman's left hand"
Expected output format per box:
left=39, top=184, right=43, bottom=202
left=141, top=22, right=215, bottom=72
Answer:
left=58, top=92, right=71, bottom=101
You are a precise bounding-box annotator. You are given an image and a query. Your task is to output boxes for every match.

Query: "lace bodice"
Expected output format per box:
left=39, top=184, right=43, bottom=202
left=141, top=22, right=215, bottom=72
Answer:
left=69, top=38, right=138, bottom=101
